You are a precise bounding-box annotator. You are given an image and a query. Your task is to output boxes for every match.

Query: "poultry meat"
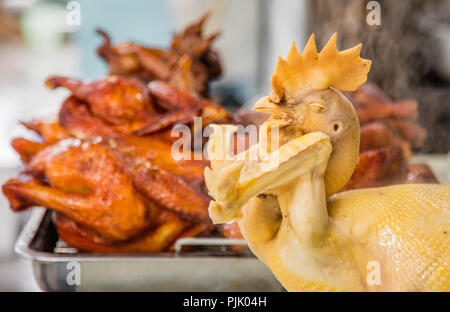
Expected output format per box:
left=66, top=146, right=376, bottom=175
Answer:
left=205, top=34, right=449, bottom=291
left=97, top=12, right=221, bottom=97
left=3, top=134, right=213, bottom=251
left=2, top=15, right=233, bottom=253
left=343, top=82, right=436, bottom=189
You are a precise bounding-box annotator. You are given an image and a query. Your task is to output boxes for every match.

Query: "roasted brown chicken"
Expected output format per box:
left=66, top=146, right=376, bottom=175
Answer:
left=2, top=15, right=234, bottom=253
left=3, top=135, right=212, bottom=250
left=97, top=12, right=221, bottom=97
left=4, top=113, right=217, bottom=252
left=46, top=75, right=229, bottom=137
left=343, top=82, right=437, bottom=189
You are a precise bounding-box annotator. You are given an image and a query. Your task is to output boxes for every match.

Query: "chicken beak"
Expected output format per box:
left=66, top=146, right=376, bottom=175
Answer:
left=253, top=96, right=290, bottom=118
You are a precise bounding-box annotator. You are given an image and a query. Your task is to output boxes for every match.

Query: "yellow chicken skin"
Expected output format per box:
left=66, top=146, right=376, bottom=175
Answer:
left=204, top=34, right=450, bottom=291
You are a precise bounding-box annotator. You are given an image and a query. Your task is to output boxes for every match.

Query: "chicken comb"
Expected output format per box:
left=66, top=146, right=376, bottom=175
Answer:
left=270, top=33, right=371, bottom=102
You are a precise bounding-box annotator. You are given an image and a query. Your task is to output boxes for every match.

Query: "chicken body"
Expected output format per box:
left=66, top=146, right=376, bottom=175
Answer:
left=205, top=87, right=450, bottom=291
left=328, top=184, right=449, bottom=291
left=4, top=138, right=153, bottom=240
left=238, top=176, right=449, bottom=291
left=3, top=135, right=211, bottom=244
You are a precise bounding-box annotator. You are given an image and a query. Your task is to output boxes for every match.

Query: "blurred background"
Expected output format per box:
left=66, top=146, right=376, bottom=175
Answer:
left=0, top=0, right=448, bottom=291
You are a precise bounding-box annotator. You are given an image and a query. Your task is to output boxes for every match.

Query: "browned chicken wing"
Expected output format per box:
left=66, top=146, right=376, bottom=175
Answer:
left=22, top=119, right=71, bottom=144
left=11, top=138, right=47, bottom=163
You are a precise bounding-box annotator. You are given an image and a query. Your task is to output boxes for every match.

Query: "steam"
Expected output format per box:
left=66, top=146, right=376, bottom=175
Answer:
left=308, top=0, right=450, bottom=153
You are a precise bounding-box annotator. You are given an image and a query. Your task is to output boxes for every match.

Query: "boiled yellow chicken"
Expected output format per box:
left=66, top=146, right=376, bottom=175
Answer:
left=204, top=33, right=450, bottom=291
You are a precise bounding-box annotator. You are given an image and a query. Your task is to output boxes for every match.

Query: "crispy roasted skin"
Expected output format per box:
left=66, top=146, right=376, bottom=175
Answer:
left=5, top=76, right=228, bottom=251
left=97, top=13, right=221, bottom=97
left=341, top=81, right=431, bottom=190
left=107, top=135, right=211, bottom=222
left=11, top=138, right=47, bottom=163
left=387, top=119, right=427, bottom=149
left=3, top=139, right=155, bottom=241
left=404, top=163, right=439, bottom=184
left=3, top=135, right=211, bottom=241
left=134, top=168, right=209, bottom=222
left=2, top=14, right=232, bottom=253
left=342, top=146, right=408, bottom=190
left=12, top=120, right=72, bottom=162
left=96, top=30, right=175, bottom=82
left=133, top=80, right=202, bottom=135
left=55, top=210, right=213, bottom=253
left=46, top=75, right=155, bottom=125
left=344, top=83, right=419, bottom=123
left=53, top=77, right=229, bottom=138
left=59, top=96, right=122, bottom=137
left=22, top=120, right=71, bottom=144
left=359, top=121, right=398, bottom=151
left=47, top=75, right=178, bottom=135
left=54, top=210, right=188, bottom=253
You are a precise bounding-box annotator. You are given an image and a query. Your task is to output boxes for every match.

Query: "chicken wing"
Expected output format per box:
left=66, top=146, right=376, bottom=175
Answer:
left=106, top=136, right=211, bottom=222
left=132, top=80, right=202, bottom=135
left=134, top=167, right=209, bottom=222
left=22, top=119, right=71, bottom=144
left=58, top=96, right=122, bottom=137
left=11, top=138, right=47, bottom=163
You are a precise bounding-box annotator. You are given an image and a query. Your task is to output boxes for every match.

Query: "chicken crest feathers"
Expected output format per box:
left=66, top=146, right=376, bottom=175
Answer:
left=270, top=33, right=372, bottom=102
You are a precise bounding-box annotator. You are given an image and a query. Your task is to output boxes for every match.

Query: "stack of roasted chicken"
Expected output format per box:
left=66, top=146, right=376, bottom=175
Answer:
left=3, top=15, right=232, bottom=253
left=2, top=15, right=437, bottom=253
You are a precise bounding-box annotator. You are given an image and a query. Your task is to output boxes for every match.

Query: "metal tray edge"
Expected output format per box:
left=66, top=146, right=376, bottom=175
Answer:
left=14, top=208, right=254, bottom=263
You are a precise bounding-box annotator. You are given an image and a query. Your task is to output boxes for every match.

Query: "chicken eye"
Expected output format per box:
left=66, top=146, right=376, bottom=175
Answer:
left=333, top=121, right=343, bottom=133
left=309, top=103, right=326, bottom=113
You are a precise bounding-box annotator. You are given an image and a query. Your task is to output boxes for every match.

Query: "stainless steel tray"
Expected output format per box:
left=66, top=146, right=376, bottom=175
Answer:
left=15, top=208, right=283, bottom=292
